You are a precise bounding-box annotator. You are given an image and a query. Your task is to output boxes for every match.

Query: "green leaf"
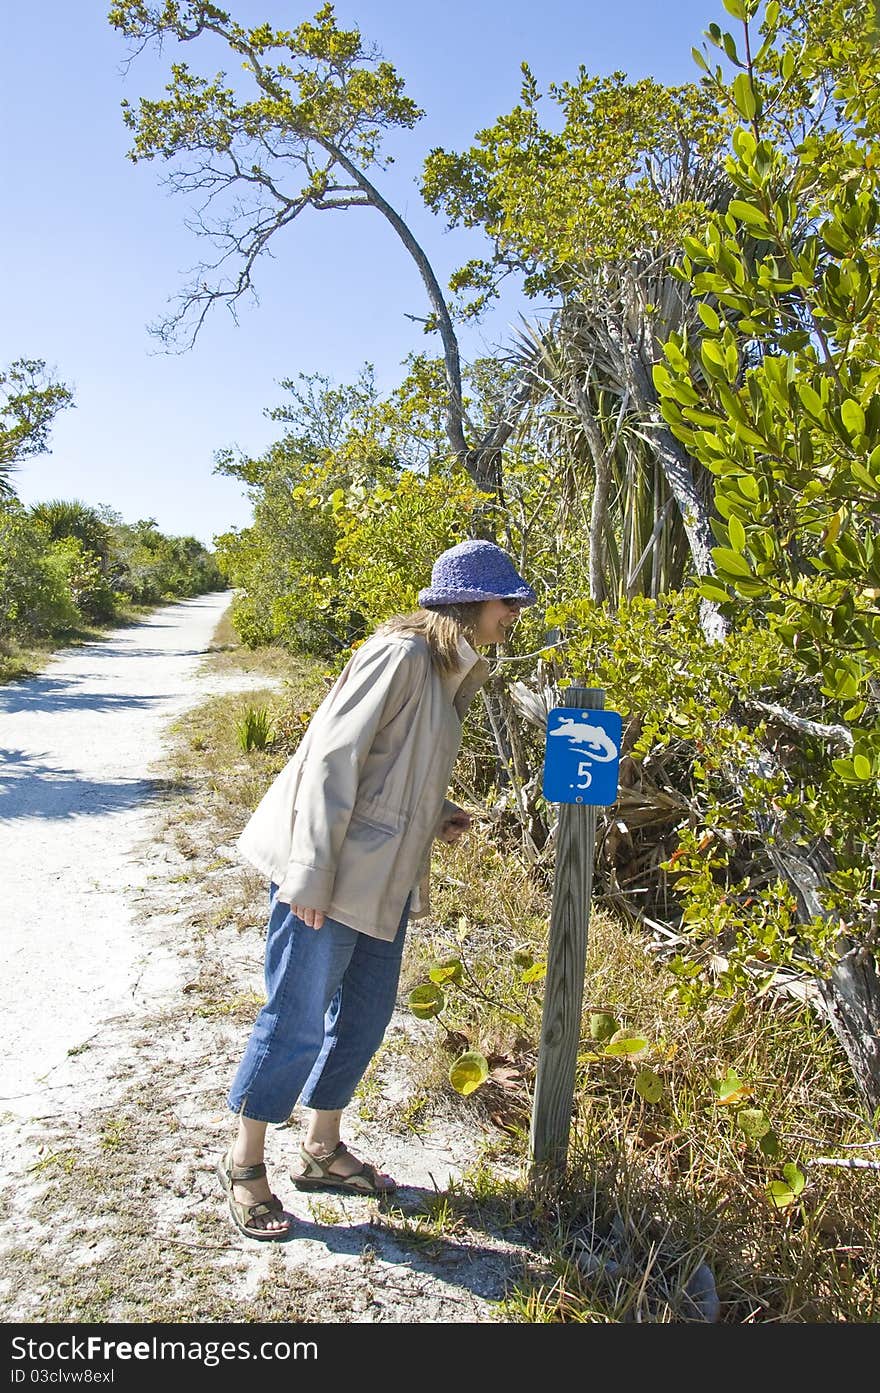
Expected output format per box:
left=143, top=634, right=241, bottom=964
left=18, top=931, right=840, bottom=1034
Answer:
left=767, top=1163, right=805, bottom=1209
left=767, top=1179, right=797, bottom=1208
left=520, top=961, right=547, bottom=984
left=737, top=1108, right=772, bottom=1140
left=604, top=1030, right=649, bottom=1056
left=843, top=700, right=867, bottom=722
left=710, top=1067, right=750, bottom=1105
left=701, top=339, right=728, bottom=378
left=409, top=983, right=444, bottom=1020
left=825, top=668, right=860, bottom=699
left=819, top=218, right=852, bottom=256
left=728, top=514, right=747, bottom=553
left=691, top=45, right=710, bottom=73
left=667, top=379, right=702, bottom=407
left=634, top=1068, right=663, bottom=1103
left=589, top=1012, right=619, bottom=1043
left=733, top=72, right=758, bottom=120
left=699, top=579, right=733, bottom=603
left=831, top=757, right=859, bottom=781
left=725, top=342, right=741, bottom=382
left=712, top=546, right=753, bottom=577
left=732, top=127, right=757, bottom=159
left=449, top=1050, right=488, bottom=1096
left=797, top=383, right=824, bottom=418
left=697, top=303, right=721, bottom=332
left=841, top=398, right=866, bottom=438
left=729, top=199, right=771, bottom=229
left=729, top=575, right=767, bottom=597
left=851, top=460, right=880, bottom=492
left=759, top=1130, right=781, bottom=1158
left=852, top=753, right=873, bottom=780
left=722, top=0, right=747, bottom=18
left=682, top=406, right=727, bottom=428
left=428, top=958, right=463, bottom=986
left=733, top=473, right=760, bottom=500
left=731, top=421, right=767, bottom=448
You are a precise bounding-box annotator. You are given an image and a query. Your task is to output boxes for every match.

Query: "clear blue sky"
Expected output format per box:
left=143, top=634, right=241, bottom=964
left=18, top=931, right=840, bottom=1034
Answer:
left=2, top=1, right=720, bottom=549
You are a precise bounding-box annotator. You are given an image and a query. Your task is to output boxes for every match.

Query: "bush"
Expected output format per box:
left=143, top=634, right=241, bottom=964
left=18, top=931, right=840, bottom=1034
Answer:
left=46, top=537, right=117, bottom=622
left=0, top=501, right=78, bottom=638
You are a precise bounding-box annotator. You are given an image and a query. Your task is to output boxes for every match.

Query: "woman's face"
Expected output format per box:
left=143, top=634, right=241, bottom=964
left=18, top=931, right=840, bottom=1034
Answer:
left=473, top=597, right=525, bottom=647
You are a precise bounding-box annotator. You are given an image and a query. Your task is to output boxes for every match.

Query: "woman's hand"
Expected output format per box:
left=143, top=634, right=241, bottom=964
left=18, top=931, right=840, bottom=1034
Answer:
left=438, top=810, right=472, bottom=844
left=291, top=905, right=326, bottom=930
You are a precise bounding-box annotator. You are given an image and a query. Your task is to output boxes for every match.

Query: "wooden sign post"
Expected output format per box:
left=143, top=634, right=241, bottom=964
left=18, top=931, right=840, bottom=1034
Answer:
left=529, top=685, right=621, bottom=1188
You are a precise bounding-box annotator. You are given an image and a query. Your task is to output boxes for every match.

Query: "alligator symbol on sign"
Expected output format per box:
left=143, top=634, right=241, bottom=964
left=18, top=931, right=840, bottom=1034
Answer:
left=548, top=716, right=619, bottom=762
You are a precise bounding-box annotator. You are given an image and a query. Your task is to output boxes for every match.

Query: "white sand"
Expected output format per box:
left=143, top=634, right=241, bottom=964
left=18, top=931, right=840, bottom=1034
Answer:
left=0, top=591, right=261, bottom=1117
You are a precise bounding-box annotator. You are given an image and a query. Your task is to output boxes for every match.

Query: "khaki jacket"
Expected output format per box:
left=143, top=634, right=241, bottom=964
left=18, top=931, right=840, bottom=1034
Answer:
left=235, top=629, right=490, bottom=940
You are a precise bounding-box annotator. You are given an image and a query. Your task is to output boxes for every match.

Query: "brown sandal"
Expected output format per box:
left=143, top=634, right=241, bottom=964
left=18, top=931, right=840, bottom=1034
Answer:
left=216, top=1146, right=292, bottom=1240
left=293, top=1141, right=397, bottom=1195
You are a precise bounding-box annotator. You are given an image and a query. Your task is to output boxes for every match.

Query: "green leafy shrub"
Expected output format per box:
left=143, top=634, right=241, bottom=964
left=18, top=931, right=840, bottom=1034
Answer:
left=0, top=500, right=78, bottom=638
left=46, top=537, right=117, bottom=621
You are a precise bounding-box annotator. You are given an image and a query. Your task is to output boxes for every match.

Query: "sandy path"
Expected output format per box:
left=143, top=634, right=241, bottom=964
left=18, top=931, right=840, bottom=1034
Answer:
left=0, top=591, right=262, bottom=1117
left=0, top=594, right=538, bottom=1326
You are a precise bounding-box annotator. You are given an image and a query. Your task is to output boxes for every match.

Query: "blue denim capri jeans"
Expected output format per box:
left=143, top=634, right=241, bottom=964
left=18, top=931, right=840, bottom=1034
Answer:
left=227, top=885, right=410, bottom=1125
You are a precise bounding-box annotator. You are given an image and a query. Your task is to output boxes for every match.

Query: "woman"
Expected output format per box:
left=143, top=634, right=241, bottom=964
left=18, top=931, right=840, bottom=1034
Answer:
left=217, top=539, right=537, bottom=1238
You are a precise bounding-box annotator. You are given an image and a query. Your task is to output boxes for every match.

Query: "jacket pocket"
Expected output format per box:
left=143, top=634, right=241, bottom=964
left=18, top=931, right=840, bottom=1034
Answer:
left=349, top=798, right=403, bottom=836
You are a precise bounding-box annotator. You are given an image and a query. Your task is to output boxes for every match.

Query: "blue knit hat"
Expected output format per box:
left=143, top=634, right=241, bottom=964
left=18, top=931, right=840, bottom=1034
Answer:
left=418, top=540, right=537, bottom=608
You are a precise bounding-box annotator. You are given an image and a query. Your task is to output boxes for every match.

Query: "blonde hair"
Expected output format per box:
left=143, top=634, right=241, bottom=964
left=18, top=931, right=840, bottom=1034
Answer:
left=377, top=605, right=484, bottom=676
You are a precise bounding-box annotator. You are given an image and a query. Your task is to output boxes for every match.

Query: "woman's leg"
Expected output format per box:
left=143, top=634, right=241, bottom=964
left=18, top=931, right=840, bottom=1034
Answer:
left=226, top=895, right=360, bottom=1122
left=298, top=900, right=408, bottom=1179
left=223, top=890, right=359, bottom=1222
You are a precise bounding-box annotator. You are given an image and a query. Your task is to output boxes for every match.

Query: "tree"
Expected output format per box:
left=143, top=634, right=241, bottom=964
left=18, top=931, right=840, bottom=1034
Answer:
left=213, top=367, right=381, bottom=651
left=507, top=279, right=709, bottom=609
left=650, top=0, right=880, bottom=1104
left=30, top=499, right=113, bottom=565
left=30, top=500, right=117, bottom=619
left=0, top=500, right=77, bottom=638
left=213, top=361, right=494, bottom=651
left=422, top=65, right=738, bottom=634
left=106, top=515, right=225, bottom=602
left=0, top=359, right=74, bottom=498
left=109, top=1, right=528, bottom=494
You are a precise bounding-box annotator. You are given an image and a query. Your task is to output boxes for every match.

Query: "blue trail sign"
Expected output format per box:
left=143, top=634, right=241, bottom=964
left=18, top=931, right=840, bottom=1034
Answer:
left=542, top=707, right=622, bottom=806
